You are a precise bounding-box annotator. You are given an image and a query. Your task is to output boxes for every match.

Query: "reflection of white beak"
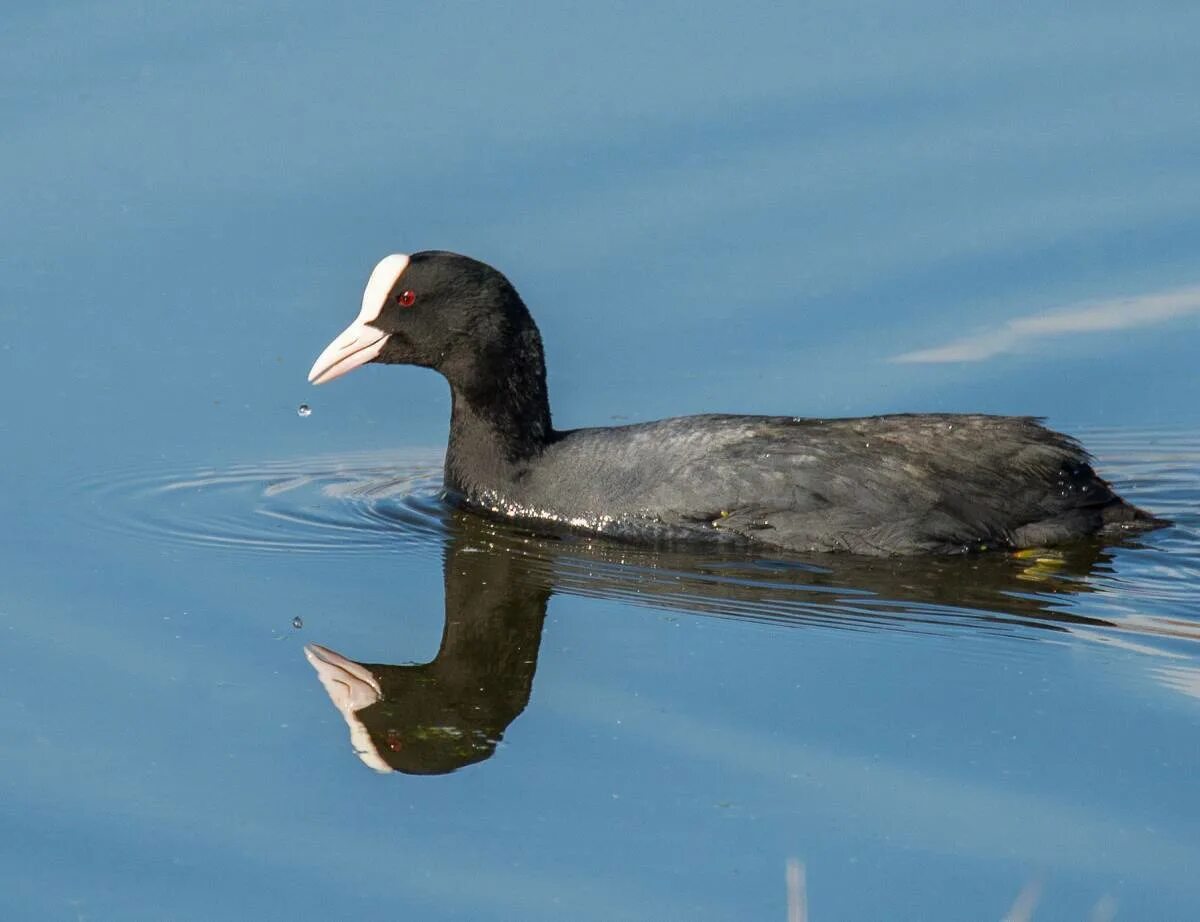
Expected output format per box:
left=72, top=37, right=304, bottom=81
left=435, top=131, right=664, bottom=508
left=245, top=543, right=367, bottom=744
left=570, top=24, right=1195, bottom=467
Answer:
left=303, top=643, right=382, bottom=712
left=304, top=643, right=393, bottom=773
left=307, top=322, right=389, bottom=385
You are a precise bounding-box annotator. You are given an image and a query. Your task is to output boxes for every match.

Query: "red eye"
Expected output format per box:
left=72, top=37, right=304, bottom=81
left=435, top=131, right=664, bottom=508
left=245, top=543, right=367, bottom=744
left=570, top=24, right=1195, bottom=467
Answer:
left=397, top=290, right=416, bottom=307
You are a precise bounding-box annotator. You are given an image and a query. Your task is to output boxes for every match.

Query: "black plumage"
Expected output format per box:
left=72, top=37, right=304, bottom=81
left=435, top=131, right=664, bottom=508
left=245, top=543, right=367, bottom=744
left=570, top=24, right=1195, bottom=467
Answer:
left=310, top=251, right=1165, bottom=556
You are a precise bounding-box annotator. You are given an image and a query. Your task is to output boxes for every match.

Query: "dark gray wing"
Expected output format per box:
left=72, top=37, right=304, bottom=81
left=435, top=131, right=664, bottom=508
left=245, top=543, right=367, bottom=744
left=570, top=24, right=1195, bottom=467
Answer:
left=664, top=414, right=1117, bottom=554
left=531, top=413, right=1127, bottom=555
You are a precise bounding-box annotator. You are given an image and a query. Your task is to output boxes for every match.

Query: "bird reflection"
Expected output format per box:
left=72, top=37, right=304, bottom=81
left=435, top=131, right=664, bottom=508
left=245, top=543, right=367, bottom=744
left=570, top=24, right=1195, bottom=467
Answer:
left=306, top=514, right=549, bottom=775
left=306, top=511, right=1133, bottom=774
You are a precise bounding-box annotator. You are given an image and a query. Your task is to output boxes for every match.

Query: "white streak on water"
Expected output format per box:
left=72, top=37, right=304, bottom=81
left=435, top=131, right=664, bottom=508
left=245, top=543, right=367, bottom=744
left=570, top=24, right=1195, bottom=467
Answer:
left=893, top=284, right=1200, bottom=363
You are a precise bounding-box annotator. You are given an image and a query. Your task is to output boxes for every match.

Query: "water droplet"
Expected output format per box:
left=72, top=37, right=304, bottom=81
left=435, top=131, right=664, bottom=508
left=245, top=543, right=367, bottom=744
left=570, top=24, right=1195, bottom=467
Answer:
left=297, top=404, right=311, bottom=417
left=291, top=616, right=303, bottom=629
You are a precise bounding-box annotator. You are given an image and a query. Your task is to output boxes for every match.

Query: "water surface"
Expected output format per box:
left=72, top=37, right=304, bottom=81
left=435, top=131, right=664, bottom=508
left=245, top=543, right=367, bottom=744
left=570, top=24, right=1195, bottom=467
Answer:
left=4, top=3, right=1200, bottom=919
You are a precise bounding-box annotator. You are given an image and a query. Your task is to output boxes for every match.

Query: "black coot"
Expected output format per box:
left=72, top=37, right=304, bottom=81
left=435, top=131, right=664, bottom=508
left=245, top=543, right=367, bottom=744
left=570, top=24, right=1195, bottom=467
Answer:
left=309, top=251, right=1164, bottom=556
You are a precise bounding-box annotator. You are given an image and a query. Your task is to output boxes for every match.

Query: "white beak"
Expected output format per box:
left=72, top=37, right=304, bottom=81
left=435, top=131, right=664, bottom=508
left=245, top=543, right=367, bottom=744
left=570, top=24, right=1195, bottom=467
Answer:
left=307, top=253, right=411, bottom=385
left=308, top=321, right=390, bottom=385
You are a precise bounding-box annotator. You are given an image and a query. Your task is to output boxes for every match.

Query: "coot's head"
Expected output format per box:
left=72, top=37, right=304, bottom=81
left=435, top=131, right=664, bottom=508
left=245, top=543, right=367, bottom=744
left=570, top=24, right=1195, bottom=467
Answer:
left=308, top=251, right=538, bottom=388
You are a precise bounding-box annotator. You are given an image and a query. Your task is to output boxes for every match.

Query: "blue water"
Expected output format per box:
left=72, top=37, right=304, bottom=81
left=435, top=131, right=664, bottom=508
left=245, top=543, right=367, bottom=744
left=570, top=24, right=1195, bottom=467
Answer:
left=4, top=3, right=1200, bottom=919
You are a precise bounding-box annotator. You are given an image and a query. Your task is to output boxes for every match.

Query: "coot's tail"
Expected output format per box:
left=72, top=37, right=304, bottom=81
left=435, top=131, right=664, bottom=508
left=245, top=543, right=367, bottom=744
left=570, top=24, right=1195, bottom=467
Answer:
left=1100, top=498, right=1170, bottom=534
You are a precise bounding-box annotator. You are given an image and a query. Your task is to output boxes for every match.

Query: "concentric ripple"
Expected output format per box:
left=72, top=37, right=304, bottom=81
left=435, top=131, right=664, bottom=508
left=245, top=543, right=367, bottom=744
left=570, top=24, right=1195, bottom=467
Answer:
left=71, top=449, right=450, bottom=557
left=67, top=429, right=1199, bottom=645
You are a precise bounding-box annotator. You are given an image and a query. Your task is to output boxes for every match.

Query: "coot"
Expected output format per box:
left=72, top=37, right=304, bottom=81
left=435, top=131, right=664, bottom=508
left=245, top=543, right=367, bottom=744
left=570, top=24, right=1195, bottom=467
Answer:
left=308, top=251, right=1163, bottom=555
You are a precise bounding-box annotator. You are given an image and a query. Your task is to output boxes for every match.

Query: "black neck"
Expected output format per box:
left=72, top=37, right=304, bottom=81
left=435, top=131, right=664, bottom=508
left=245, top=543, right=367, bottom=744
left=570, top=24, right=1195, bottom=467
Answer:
left=443, top=332, right=554, bottom=497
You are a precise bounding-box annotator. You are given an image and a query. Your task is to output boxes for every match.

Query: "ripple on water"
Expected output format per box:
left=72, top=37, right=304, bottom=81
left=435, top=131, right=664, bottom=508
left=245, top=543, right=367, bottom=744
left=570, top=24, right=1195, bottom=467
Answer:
left=68, top=429, right=1200, bottom=651
left=71, top=449, right=449, bottom=557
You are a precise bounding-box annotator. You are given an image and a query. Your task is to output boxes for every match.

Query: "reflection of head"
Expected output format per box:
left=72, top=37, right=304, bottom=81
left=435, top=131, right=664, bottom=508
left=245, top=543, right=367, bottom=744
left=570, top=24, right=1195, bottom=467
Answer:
left=305, top=520, right=551, bottom=775
left=305, top=641, right=537, bottom=774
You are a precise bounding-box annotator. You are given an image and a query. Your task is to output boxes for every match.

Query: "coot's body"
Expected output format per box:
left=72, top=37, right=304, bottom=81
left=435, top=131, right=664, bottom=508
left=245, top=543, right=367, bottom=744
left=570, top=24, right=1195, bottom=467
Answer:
left=451, top=412, right=1149, bottom=555
left=309, top=251, right=1162, bottom=556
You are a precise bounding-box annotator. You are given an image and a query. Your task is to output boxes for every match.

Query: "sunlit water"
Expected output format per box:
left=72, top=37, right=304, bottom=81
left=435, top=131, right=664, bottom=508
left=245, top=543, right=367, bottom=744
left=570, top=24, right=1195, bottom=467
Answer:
left=41, top=428, right=1200, bottom=920
left=75, top=430, right=1200, bottom=642
left=6, top=3, right=1200, bottom=920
